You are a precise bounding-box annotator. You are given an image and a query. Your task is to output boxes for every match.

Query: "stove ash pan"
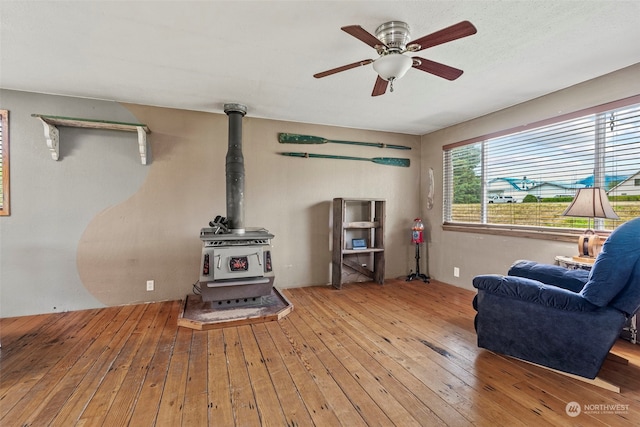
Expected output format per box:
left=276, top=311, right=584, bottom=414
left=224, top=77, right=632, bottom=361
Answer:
left=198, top=240, right=275, bottom=303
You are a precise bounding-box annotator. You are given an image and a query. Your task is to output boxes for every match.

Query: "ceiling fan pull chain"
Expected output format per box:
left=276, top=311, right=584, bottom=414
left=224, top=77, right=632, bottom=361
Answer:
left=389, top=77, right=396, bottom=92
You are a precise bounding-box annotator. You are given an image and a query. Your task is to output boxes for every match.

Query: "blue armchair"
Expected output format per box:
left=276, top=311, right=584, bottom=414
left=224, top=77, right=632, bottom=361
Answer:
left=472, top=217, right=640, bottom=386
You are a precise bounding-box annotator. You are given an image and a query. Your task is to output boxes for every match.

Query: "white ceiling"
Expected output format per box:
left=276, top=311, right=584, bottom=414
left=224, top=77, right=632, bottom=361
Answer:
left=2, top=1, right=640, bottom=135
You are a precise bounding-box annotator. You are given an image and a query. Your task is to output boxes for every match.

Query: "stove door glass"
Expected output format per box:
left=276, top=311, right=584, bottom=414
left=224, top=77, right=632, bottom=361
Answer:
left=209, top=246, right=265, bottom=280
left=229, top=256, right=249, bottom=272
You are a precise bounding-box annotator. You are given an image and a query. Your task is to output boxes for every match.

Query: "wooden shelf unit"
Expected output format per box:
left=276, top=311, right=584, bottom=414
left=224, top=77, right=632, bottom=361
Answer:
left=332, top=198, right=385, bottom=289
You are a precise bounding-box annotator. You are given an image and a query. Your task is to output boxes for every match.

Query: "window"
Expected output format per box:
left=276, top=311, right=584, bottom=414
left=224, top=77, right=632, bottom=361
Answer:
left=443, top=98, right=640, bottom=234
left=0, top=110, right=8, bottom=216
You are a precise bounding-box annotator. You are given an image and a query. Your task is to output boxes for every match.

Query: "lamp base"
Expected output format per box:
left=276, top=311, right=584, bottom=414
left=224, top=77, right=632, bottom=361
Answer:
left=577, top=231, right=603, bottom=261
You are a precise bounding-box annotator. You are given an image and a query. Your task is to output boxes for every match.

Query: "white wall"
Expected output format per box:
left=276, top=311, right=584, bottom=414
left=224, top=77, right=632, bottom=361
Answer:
left=0, top=90, right=422, bottom=317
left=420, top=63, right=640, bottom=289
left=0, top=90, right=148, bottom=315
left=3, top=63, right=639, bottom=317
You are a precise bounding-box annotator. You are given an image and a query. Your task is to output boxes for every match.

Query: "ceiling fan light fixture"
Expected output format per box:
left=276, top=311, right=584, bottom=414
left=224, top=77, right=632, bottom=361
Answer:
left=315, top=19, right=477, bottom=96
left=372, top=53, right=413, bottom=81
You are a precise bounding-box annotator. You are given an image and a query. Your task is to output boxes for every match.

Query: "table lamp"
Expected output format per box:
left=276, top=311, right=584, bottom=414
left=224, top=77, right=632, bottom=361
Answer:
left=562, top=187, right=619, bottom=263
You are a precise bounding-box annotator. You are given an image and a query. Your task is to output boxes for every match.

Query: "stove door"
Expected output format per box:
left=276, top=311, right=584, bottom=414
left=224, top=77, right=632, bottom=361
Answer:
left=202, top=246, right=265, bottom=281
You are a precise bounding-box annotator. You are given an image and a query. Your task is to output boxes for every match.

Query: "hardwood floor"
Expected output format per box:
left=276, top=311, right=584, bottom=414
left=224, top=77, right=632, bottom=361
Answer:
left=1, top=279, right=639, bottom=426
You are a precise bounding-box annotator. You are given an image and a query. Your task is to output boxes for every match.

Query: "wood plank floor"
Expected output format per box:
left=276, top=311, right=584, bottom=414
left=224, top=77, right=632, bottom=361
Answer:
left=1, top=279, right=640, bottom=426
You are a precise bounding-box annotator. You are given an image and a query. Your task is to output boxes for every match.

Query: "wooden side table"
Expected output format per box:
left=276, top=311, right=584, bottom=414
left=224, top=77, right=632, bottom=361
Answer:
left=554, top=255, right=594, bottom=271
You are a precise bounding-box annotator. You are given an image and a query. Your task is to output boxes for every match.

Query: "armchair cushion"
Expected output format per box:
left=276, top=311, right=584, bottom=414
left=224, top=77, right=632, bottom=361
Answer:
left=610, top=258, right=640, bottom=316
left=473, top=274, right=597, bottom=312
left=580, top=218, right=640, bottom=310
left=508, top=260, right=589, bottom=293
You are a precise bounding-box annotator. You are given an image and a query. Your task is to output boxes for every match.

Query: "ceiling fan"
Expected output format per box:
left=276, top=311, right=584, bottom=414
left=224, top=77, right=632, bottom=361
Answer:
left=313, top=20, right=477, bottom=96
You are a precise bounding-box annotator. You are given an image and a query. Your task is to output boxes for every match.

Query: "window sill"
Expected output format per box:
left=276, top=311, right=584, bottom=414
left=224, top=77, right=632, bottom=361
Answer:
left=442, top=222, right=610, bottom=244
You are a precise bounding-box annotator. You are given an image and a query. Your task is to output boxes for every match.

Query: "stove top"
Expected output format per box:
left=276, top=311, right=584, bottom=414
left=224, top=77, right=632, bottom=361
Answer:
left=200, top=227, right=274, bottom=246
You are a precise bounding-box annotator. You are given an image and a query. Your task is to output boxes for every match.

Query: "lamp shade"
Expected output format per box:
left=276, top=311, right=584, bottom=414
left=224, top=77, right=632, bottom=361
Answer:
left=372, top=54, right=413, bottom=81
left=562, top=187, right=619, bottom=219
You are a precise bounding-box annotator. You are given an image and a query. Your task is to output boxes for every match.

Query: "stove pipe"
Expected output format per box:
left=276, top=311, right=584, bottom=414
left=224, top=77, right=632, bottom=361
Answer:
left=224, top=103, right=247, bottom=234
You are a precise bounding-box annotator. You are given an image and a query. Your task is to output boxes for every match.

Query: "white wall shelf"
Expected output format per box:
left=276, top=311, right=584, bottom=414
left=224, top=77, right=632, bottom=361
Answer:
left=32, top=114, right=151, bottom=164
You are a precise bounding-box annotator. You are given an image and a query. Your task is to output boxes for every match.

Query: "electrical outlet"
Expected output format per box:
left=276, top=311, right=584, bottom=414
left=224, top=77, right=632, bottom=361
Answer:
left=146, top=280, right=154, bottom=291
left=453, top=267, right=460, bottom=278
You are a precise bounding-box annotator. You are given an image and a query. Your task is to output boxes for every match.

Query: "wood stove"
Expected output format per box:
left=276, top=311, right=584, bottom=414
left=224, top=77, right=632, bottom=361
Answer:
left=198, top=103, right=276, bottom=305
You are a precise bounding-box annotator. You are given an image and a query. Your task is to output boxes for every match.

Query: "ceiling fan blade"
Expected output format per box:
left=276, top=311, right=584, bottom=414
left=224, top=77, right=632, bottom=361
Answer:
left=408, top=21, right=477, bottom=52
left=412, top=57, right=464, bottom=80
left=314, top=59, right=374, bottom=79
left=371, top=76, right=388, bottom=97
left=341, top=25, right=387, bottom=49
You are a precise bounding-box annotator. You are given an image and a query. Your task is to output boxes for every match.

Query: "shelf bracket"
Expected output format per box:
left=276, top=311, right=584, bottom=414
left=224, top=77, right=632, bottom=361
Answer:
left=32, top=114, right=151, bottom=164
left=137, top=126, right=148, bottom=165
left=39, top=118, right=61, bottom=161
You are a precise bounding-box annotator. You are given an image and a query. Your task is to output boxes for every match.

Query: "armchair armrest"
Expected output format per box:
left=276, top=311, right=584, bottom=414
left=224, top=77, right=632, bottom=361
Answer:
left=473, top=274, right=598, bottom=312
left=508, top=260, right=589, bottom=293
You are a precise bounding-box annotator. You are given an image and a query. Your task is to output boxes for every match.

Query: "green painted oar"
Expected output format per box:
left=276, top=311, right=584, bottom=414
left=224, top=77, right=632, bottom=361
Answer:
left=278, top=133, right=411, bottom=150
left=279, top=152, right=410, bottom=167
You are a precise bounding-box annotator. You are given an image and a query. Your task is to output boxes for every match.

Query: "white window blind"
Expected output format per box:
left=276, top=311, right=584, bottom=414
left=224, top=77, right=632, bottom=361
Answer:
left=443, top=99, right=640, bottom=231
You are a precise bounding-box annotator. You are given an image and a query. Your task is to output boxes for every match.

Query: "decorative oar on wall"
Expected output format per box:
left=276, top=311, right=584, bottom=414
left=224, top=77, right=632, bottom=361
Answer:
left=279, top=152, right=410, bottom=167
left=278, top=133, right=411, bottom=150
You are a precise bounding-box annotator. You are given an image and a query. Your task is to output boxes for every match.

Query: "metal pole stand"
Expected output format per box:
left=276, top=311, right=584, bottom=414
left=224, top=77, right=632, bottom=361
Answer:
left=406, top=243, right=430, bottom=283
